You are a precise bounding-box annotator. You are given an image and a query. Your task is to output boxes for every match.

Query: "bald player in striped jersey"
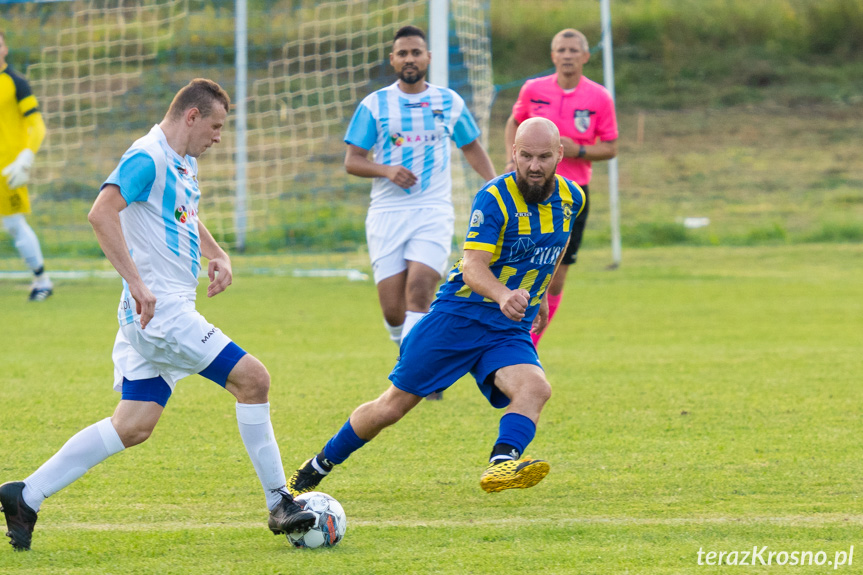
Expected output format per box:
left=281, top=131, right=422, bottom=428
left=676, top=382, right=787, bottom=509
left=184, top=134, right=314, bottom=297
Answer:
left=288, top=118, right=584, bottom=496
left=344, top=25, right=496, bottom=399
left=0, top=30, right=53, bottom=301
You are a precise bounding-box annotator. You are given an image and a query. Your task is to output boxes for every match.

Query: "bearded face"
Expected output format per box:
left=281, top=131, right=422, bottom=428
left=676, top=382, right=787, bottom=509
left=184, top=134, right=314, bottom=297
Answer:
left=391, top=36, right=430, bottom=87
left=511, top=119, right=564, bottom=203
left=398, top=65, right=426, bottom=85
left=515, top=160, right=557, bottom=203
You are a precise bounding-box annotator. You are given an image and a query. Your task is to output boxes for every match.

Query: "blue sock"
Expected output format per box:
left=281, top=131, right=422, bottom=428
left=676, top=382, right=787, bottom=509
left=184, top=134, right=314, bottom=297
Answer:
left=494, top=412, right=536, bottom=458
left=322, top=419, right=368, bottom=465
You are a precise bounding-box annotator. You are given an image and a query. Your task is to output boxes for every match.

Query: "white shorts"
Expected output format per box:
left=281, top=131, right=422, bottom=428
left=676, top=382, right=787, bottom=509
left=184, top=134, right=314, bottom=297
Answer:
left=112, top=294, right=232, bottom=392
left=366, top=207, right=455, bottom=284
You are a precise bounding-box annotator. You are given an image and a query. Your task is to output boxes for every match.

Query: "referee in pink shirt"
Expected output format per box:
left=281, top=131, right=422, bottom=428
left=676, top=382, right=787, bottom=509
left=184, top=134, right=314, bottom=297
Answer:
left=504, top=28, right=618, bottom=346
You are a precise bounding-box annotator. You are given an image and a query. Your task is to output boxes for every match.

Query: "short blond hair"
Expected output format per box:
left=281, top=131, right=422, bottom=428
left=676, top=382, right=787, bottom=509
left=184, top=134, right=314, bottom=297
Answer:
left=551, top=28, right=588, bottom=52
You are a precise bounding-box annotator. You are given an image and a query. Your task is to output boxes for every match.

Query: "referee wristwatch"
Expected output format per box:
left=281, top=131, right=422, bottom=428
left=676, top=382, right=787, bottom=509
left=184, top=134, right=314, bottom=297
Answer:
left=577, top=145, right=586, bottom=158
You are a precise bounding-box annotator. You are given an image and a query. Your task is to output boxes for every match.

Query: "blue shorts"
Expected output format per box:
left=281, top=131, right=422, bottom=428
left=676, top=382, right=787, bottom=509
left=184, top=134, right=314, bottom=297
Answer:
left=389, top=311, right=542, bottom=408
left=120, top=342, right=247, bottom=407
left=199, top=341, right=247, bottom=387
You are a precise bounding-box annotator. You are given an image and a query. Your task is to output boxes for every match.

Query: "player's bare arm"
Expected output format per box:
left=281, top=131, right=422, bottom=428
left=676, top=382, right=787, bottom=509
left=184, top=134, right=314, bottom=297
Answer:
left=561, top=137, right=618, bottom=161
left=459, top=138, right=496, bottom=182
left=344, top=143, right=417, bottom=188
left=503, top=114, right=519, bottom=171
left=462, top=248, right=530, bottom=321
left=88, top=184, right=156, bottom=329
left=198, top=220, right=232, bottom=298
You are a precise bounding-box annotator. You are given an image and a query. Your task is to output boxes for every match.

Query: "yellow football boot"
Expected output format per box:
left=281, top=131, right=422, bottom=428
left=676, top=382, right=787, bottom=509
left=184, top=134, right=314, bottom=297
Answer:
left=287, top=458, right=327, bottom=497
left=479, top=457, right=550, bottom=493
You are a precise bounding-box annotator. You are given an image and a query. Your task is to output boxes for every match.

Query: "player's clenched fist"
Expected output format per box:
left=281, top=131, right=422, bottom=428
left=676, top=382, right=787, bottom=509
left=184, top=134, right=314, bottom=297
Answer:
left=499, top=288, right=530, bottom=321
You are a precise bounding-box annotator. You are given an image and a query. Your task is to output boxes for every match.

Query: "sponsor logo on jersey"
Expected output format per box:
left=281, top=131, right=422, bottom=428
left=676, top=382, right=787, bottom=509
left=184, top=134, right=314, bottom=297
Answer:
left=509, top=237, right=536, bottom=261
left=174, top=204, right=196, bottom=224
left=176, top=163, right=197, bottom=185
left=574, top=109, right=595, bottom=133
left=404, top=101, right=430, bottom=108
left=470, top=209, right=484, bottom=227
left=530, top=245, right=563, bottom=265
left=530, top=98, right=551, bottom=106
left=515, top=211, right=532, bottom=218
left=390, top=131, right=445, bottom=146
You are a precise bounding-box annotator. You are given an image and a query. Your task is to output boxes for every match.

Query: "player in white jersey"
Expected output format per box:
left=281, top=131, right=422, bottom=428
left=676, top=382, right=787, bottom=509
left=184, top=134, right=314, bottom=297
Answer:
left=0, top=79, right=314, bottom=552
left=344, top=25, right=495, bottom=399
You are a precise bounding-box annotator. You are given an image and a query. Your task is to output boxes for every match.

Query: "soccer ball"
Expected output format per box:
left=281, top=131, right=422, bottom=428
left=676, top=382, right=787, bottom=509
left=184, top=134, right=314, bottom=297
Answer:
left=287, top=491, right=347, bottom=549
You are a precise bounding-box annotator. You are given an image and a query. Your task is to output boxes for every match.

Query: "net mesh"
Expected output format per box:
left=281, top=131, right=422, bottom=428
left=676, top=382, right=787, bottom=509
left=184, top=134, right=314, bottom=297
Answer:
left=2, top=0, right=493, bottom=266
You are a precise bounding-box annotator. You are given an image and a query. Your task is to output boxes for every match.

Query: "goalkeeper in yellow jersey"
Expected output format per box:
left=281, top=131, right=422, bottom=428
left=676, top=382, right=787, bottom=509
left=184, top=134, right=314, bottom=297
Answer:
left=0, top=30, right=52, bottom=301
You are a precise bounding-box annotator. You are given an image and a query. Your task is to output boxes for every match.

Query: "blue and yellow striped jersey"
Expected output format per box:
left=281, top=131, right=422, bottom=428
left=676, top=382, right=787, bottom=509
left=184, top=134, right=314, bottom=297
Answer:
left=432, top=172, right=585, bottom=330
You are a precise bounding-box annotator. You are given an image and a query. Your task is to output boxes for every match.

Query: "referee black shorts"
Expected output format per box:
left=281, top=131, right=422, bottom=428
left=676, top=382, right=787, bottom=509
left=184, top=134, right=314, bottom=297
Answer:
left=561, top=184, right=589, bottom=266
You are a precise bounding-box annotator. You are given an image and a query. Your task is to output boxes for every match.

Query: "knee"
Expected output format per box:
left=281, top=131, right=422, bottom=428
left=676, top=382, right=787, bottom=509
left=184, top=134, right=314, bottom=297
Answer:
left=405, top=281, right=435, bottom=309
left=383, top=309, right=405, bottom=327
left=242, top=365, right=271, bottom=401
left=376, top=399, right=411, bottom=428
left=522, top=379, right=552, bottom=407
left=230, top=359, right=271, bottom=404
left=537, top=380, right=552, bottom=404
left=113, top=421, right=154, bottom=448
left=251, top=364, right=271, bottom=394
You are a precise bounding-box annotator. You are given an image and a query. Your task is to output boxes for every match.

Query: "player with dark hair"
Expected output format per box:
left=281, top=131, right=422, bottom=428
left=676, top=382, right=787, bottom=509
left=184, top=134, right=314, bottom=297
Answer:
left=0, top=78, right=314, bottom=551
left=344, top=25, right=496, bottom=401
left=504, top=28, right=618, bottom=345
left=0, top=29, right=53, bottom=301
left=289, top=118, right=584, bottom=495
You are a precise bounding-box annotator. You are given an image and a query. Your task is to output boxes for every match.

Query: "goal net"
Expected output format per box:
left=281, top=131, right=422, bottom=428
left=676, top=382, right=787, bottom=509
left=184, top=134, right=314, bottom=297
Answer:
left=2, top=0, right=493, bottom=269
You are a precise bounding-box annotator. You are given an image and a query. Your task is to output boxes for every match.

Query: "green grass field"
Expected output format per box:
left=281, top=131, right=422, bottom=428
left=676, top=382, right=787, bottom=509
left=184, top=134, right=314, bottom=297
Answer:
left=1, top=244, right=861, bottom=574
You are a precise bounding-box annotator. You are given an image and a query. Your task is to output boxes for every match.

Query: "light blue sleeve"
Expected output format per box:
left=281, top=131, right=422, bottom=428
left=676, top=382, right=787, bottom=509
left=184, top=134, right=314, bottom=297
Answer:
left=452, top=106, right=480, bottom=148
left=344, top=102, right=377, bottom=150
left=102, top=150, right=156, bottom=204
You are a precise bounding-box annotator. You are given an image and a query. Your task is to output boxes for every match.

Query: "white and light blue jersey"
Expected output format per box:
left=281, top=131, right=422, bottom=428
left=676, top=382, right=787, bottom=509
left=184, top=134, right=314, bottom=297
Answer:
left=102, top=124, right=202, bottom=325
left=345, top=81, right=480, bottom=213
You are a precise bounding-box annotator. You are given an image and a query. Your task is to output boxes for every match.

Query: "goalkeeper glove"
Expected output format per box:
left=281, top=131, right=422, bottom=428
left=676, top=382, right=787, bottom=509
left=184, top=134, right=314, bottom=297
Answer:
left=2, top=149, right=36, bottom=190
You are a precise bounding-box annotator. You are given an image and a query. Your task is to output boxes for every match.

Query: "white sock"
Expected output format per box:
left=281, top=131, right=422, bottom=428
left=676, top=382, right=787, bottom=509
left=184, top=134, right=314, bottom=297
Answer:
left=3, top=214, right=45, bottom=273
left=23, top=418, right=125, bottom=512
left=236, top=402, right=287, bottom=511
left=402, top=311, right=427, bottom=343
left=384, top=320, right=404, bottom=346
left=310, top=457, right=330, bottom=475
left=33, top=273, right=52, bottom=289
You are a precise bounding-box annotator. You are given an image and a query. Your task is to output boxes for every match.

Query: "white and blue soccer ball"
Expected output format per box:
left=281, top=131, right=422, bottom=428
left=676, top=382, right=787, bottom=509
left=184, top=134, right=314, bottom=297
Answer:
left=287, top=491, right=347, bottom=549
